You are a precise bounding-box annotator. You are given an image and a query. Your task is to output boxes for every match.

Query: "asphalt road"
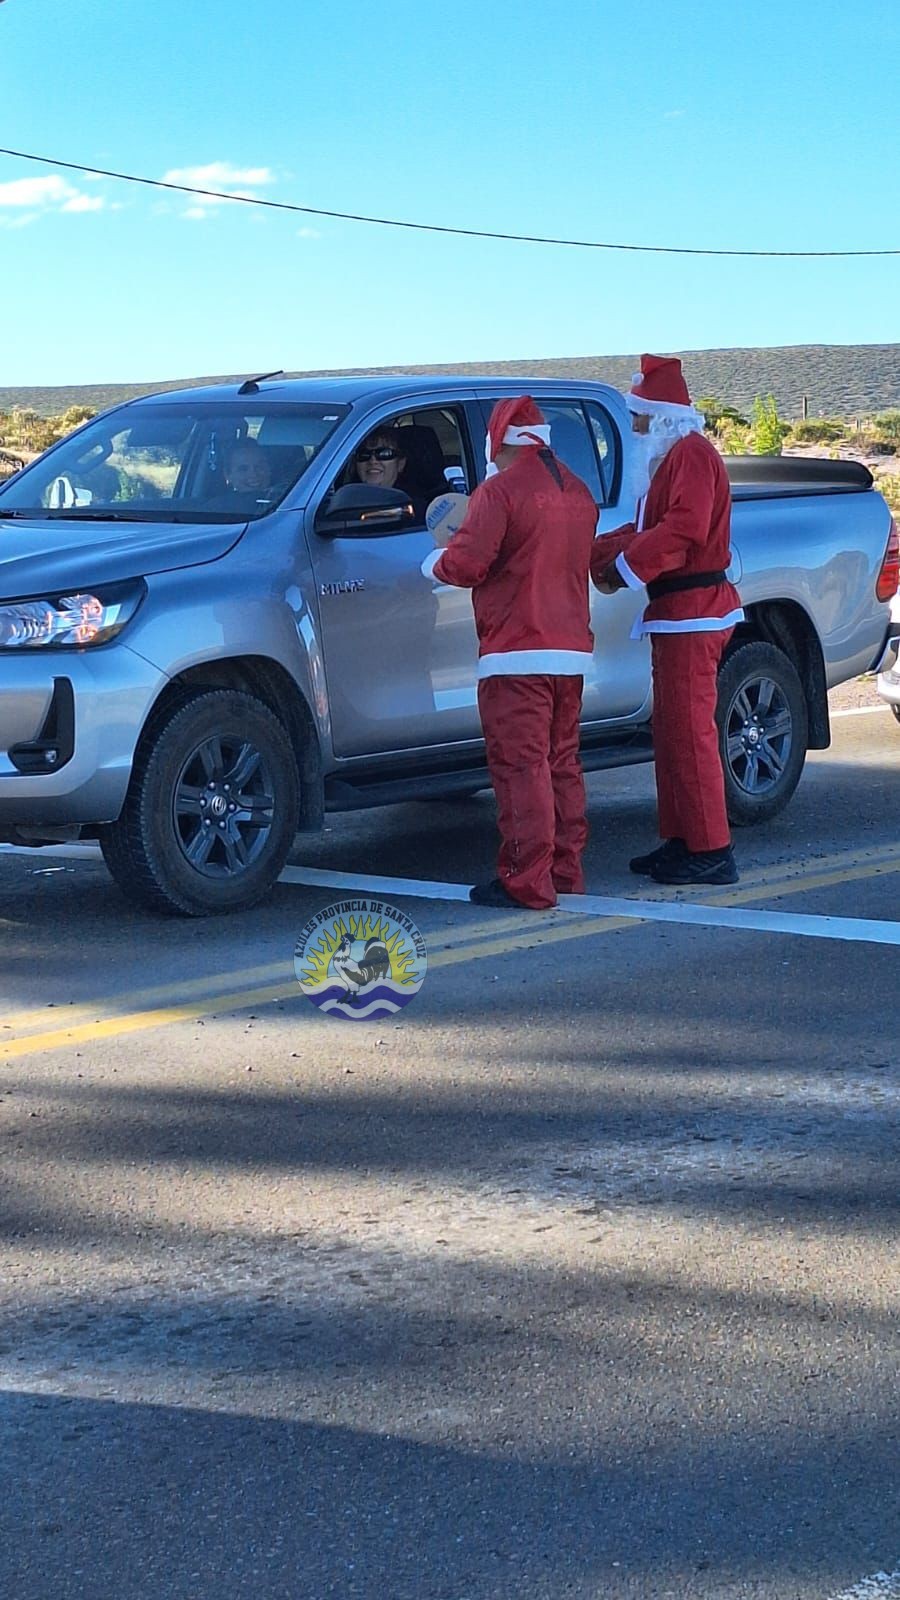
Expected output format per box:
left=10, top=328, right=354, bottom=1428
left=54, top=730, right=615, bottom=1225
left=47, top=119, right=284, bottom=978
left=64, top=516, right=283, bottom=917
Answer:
left=0, top=683, right=898, bottom=1600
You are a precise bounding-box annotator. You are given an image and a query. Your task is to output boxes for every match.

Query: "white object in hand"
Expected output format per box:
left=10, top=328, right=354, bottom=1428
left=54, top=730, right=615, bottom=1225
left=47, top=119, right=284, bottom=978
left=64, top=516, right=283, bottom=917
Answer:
left=425, top=492, right=469, bottom=546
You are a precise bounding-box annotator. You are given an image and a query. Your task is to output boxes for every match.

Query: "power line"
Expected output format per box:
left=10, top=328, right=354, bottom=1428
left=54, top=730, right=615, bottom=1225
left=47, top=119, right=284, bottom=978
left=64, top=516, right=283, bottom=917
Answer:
left=1, top=145, right=898, bottom=258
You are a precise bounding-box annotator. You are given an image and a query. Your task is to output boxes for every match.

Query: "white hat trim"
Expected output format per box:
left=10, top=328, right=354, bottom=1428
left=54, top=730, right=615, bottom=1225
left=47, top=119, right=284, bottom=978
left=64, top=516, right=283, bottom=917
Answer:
left=626, top=392, right=705, bottom=426
left=485, top=421, right=552, bottom=465
left=502, top=423, right=551, bottom=446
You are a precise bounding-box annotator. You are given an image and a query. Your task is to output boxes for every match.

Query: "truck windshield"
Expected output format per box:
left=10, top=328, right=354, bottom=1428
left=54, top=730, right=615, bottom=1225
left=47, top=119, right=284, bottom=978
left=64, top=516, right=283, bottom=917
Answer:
left=0, top=400, right=349, bottom=522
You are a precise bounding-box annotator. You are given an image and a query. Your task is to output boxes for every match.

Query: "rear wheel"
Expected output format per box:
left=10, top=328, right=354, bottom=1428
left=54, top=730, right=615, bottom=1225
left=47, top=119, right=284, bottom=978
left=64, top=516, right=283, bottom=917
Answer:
left=99, top=690, right=299, bottom=915
left=716, top=641, right=808, bottom=826
left=891, top=703, right=900, bottom=725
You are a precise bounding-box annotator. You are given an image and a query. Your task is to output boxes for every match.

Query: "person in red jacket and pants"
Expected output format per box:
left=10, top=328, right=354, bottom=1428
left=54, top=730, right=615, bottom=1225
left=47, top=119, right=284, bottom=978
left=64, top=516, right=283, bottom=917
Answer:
left=591, top=355, right=744, bottom=885
left=423, top=396, right=598, bottom=910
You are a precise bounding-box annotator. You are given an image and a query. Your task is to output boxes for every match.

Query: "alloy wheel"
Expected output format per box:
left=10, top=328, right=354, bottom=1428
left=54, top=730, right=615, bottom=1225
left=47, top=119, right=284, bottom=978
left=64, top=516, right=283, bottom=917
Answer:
left=723, top=675, right=793, bottom=797
left=173, top=734, right=275, bottom=877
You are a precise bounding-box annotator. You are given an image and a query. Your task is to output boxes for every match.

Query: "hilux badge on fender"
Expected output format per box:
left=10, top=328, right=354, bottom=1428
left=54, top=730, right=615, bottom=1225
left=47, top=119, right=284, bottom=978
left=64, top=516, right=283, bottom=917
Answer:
left=320, top=579, right=366, bottom=596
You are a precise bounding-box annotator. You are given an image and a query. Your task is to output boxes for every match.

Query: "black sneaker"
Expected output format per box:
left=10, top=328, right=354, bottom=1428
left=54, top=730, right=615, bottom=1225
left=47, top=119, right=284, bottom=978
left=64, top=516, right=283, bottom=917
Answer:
left=629, top=838, right=686, bottom=876
left=469, top=878, right=525, bottom=909
left=649, top=846, right=739, bottom=886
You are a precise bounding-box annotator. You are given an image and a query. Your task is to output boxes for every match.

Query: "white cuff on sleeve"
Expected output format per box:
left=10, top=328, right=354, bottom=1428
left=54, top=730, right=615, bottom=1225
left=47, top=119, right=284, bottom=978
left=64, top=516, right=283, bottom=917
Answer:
left=420, top=548, right=444, bottom=580
left=615, top=552, right=645, bottom=592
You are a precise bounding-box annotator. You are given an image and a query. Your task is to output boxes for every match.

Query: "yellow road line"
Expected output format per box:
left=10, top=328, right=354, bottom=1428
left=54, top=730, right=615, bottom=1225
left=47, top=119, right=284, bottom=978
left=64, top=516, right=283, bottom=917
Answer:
left=0, top=984, right=295, bottom=1061
left=718, top=857, right=900, bottom=905
left=0, top=909, right=542, bottom=1035
left=0, top=920, right=621, bottom=1061
left=1, top=961, right=294, bottom=1034
left=5, top=840, right=899, bottom=1036
left=2, top=847, right=900, bottom=1061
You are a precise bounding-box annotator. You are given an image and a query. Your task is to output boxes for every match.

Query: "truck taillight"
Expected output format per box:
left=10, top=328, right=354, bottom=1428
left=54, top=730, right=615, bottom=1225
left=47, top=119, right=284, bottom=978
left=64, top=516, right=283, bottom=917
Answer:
left=876, top=517, right=899, bottom=602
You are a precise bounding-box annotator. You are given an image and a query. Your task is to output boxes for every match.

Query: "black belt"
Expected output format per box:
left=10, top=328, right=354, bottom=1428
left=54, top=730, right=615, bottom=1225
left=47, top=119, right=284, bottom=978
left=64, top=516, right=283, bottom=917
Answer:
left=646, top=569, right=728, bottom=601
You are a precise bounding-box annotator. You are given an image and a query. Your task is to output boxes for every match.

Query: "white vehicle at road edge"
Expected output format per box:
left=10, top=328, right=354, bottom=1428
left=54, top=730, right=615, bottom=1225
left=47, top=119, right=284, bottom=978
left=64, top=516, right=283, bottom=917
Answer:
left=876, top=592, right=900, bottom=721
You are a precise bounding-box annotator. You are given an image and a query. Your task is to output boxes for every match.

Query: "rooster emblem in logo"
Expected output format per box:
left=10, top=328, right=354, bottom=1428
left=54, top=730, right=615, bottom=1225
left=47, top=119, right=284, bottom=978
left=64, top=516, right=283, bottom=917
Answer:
left=331, top=933, right=391, bottom=1005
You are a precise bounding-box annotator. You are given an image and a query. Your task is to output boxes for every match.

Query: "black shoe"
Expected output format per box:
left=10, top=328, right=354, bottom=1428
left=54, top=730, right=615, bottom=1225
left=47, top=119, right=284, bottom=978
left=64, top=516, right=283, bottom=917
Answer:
left=629, top=838, right=687, bottom=876
left=649, top=846, right=739, bottom=886
left=469, top=878, right=525, bottom=909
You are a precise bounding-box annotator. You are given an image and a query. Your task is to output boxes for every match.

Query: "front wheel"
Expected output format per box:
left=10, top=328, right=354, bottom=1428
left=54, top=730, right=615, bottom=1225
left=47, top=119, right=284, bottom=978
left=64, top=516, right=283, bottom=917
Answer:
left=716, top=640, right=809, bottom=826
left=99, top=690, right=300, bottom=915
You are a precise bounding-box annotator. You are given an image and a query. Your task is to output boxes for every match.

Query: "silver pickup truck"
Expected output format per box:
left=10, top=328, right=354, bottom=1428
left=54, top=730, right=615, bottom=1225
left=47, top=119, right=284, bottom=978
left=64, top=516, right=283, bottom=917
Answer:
left=0, top=374, right=897, bottom=914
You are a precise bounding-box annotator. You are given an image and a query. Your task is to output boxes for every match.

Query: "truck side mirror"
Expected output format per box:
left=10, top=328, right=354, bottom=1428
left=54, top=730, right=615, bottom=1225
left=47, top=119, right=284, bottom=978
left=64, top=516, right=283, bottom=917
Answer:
left=315, top=484, right=415, bottom=538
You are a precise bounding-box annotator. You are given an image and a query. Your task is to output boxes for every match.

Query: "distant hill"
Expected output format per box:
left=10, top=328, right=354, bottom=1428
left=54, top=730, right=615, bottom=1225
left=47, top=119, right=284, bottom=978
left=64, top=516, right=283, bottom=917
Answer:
left=2, top=344, right=898, bottom=419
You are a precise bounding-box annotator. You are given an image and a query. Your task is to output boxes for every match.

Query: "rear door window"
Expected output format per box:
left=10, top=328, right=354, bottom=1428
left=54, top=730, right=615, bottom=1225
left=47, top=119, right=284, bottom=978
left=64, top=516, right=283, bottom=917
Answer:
left=478, top=397, right=610, bottom=502
left=584, top=402, right=621, bottom=505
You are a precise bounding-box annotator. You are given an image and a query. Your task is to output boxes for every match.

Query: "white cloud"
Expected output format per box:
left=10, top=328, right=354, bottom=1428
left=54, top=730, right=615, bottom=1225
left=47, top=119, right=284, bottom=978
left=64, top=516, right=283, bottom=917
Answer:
left=163, top=162, right=275, bottom=188
left=160, top=162, right=276, bottom=210
left=61, top=193, right=105, bottom=213
left=160, top=164, right=273, bottom=201
left=0, top=175, right=72, bottom=207
left=296, top=226, right=321, bottom=239
left=0, top=172, right=107, bottom=215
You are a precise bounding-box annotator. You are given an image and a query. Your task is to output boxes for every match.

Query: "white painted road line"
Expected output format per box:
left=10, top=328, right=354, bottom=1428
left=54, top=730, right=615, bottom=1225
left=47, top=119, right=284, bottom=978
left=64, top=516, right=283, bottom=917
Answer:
left=279, top=864, right=474, bottom=901
left=5, top=849, right=900, bottom=946
left=0, top=841, right=102, bottom=858
left=283, top=865, right=900, bottom=947
left=558, top=890, right=900, bottom=946
left=826, top=1570, right=900, bottom=1600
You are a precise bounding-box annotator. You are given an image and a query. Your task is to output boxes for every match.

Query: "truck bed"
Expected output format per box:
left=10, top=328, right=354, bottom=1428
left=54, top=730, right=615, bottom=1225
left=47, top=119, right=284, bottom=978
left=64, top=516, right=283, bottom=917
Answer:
left=726, top=454, right=873, bottom=500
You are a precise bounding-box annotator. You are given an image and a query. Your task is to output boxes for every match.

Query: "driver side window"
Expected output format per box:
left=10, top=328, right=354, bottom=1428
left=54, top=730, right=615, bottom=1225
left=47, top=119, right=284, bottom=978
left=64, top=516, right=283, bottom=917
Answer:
left=334, top=407, right=470, bottom=529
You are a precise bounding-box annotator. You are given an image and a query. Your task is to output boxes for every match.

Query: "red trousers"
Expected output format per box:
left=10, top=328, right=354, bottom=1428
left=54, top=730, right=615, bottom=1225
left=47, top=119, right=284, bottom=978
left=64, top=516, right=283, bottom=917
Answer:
left=477, top=674, right=587, bottom=909
left=650, top=630, right=733, bottom=853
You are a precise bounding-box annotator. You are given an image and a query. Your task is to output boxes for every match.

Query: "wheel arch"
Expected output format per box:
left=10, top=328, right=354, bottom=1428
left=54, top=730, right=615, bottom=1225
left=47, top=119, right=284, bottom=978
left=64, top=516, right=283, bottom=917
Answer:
left=725, top=600, right=829, bottom=750
left=140, top=656, right=323, bottom=832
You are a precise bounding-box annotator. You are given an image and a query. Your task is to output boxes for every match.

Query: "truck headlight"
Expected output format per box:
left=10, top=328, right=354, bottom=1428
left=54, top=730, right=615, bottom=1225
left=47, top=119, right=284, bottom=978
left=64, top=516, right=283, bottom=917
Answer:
left=0, top=580, right=146, bottom=649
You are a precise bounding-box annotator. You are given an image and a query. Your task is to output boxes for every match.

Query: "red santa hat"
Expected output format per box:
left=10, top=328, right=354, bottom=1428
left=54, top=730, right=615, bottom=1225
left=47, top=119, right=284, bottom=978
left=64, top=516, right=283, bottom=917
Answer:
left=625, top=355, right=702, bottom=423
left=485, top=395, right=551, bottom=468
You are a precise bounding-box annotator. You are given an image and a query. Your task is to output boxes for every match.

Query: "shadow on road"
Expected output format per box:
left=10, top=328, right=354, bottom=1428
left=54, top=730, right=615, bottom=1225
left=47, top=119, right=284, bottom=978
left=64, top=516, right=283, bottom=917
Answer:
left=0, top=1384, right=894, bottom=1600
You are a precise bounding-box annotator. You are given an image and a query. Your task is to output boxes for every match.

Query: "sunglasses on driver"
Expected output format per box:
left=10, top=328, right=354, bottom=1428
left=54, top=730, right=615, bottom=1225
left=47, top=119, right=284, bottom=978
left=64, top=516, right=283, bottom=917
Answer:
left=355, top=446, right=403, bottom=462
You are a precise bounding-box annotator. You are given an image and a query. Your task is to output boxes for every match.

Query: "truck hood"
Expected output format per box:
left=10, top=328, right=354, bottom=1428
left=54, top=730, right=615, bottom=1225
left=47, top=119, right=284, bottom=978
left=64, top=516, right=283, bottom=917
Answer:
left=0, top=516, right=246, bottom=598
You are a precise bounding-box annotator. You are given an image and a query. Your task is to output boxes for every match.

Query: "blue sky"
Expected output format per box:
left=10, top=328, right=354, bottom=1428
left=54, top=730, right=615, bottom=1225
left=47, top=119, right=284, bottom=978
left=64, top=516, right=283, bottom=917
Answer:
left=1, top=0, right=898, bottom=386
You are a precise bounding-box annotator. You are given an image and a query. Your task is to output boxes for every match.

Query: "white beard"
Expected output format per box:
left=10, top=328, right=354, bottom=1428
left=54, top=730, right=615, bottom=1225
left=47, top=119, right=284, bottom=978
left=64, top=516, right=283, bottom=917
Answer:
left=626, top=433, right=657, bottom=503
left=626, top=413, right=705, bottom=506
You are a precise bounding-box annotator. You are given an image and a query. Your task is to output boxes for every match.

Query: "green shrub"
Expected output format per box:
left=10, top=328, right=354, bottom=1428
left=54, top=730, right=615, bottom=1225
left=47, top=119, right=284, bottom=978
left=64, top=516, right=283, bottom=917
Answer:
left=878, top=474, right=900, bottom=511
left=717, top=420, right=753, bottom=454
left=46, top=405, right=96, bottom=445
left=871, top=411, right=900, bottom=446
left=787, top=418, right=846, bottom=444
left=0, top=404, right=97, bottom=454
left=750, top=394, right=788, bottom=456
left=0, top=409, right=58, bottom=452
left=697, top=394, right=749, bottom=432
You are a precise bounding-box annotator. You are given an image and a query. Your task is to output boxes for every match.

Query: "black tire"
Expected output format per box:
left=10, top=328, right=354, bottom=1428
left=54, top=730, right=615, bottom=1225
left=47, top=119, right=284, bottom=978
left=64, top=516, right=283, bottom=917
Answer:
left=99, top=690, right=300, bottom=915
left=716, top=640, right=808, bottom=826
left=891, top=703, right=900, bottom=725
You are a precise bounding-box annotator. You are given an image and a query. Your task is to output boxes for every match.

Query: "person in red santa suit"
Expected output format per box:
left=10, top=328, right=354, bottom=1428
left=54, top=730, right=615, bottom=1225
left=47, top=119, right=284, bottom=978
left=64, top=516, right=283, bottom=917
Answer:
left=422, top=396, right=598, bottom=910
left=591, top=354, right=744, bottom=885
